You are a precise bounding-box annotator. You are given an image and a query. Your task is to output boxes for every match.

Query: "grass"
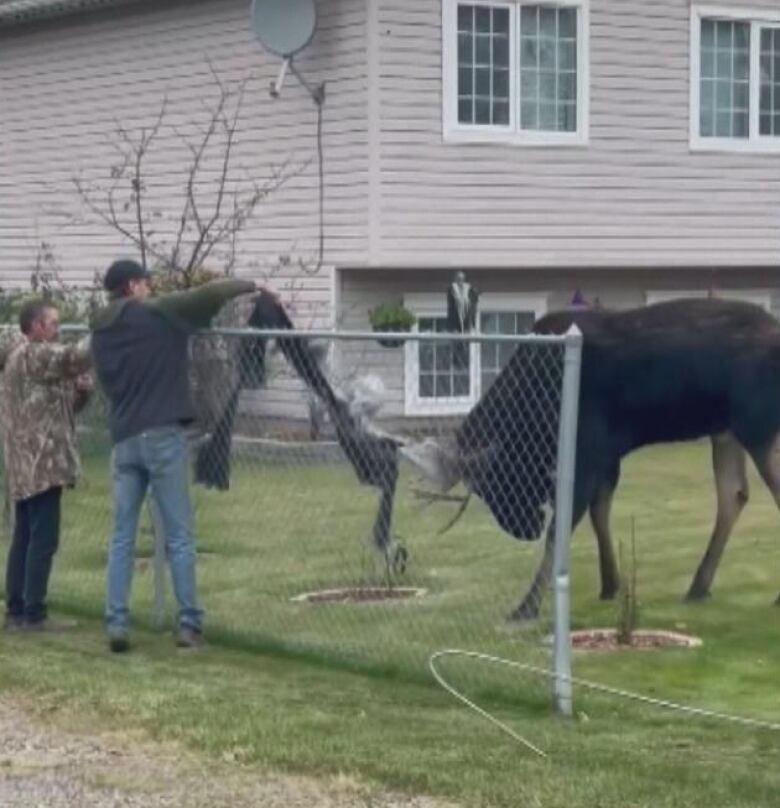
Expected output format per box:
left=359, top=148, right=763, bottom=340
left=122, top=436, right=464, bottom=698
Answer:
left=1, top=439, right=779, bottom=806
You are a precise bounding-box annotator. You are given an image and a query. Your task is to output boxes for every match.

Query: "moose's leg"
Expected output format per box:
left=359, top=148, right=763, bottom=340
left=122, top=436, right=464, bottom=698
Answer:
left=686, top=433, right=749, bottom=601
left=509, top=525, right=555, bottom=621
left=590, top=461, right=621, bottom=601
left=509, top=473, right=594, bottom=622
left=743, top=436, right=780, bottom=605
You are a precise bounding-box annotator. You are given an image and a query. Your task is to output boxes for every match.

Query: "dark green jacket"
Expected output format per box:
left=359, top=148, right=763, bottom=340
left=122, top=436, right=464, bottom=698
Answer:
left=90, top=279, right=254, bottom=444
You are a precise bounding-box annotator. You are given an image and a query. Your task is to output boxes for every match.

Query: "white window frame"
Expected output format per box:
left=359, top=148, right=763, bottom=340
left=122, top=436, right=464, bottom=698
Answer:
left=690, top=5, right=780, bottom=153
left=442, top=0, right=590, bottom=146
left=403, top=291, right=548, bottom=416
left=646, top=289, right=771, bottom=311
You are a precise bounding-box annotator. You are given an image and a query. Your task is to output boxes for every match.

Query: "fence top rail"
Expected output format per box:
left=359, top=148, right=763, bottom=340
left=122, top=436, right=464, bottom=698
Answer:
left=0, top=323, right=582, bottom=346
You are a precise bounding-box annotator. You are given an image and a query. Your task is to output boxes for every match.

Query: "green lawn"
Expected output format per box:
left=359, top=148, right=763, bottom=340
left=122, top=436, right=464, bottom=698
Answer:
left=1, top=439, right=779, bottom=807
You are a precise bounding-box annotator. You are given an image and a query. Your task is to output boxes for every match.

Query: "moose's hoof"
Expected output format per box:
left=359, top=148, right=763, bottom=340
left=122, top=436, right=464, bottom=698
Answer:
left=599, top=587, right=618, bottom=601
left=684, top=588, right=712, bottom=602
left=507, top=601, right=540, bottom=623
left=392, top=544, right=409, bottom=576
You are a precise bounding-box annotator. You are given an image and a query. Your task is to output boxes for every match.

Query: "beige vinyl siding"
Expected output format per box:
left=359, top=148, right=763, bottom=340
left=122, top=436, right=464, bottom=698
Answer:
left=368, top=0, right=780, bottom=268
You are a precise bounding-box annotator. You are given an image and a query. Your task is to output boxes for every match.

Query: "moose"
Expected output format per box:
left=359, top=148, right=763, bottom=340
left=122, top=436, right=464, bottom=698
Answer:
left=405, top=297, right=780, bottom=619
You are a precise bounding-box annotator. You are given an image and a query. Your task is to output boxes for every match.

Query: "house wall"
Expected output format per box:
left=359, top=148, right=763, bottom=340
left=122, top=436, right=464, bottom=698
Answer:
left=366, top=0, right=780, bottom=269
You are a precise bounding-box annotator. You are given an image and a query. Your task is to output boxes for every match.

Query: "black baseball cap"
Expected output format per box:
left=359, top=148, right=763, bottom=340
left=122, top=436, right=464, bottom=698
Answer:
left=103, top=259, right=150, bottom=294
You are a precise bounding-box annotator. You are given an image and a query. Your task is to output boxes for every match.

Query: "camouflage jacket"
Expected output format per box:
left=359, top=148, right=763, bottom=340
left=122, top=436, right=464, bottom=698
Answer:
left=0, top=331, right=92, bottom=502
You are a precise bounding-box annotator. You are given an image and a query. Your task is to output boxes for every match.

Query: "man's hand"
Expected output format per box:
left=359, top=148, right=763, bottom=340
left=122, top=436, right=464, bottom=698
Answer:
left=254, top=283, right=280, bottom=303
left=75, top=373, right=94, bottom=393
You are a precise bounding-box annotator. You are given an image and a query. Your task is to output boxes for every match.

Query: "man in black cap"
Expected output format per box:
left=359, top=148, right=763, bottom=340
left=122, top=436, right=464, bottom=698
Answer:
left=90, top=258, right=267, bottom=653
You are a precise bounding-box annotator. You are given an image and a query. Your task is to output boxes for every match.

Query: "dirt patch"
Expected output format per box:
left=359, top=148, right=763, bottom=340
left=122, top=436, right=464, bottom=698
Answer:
left=0, top=695, right=457, bottom=808
left=291, top=587, right=426, bottom=604
left=569, top=628, right=702, bottom=651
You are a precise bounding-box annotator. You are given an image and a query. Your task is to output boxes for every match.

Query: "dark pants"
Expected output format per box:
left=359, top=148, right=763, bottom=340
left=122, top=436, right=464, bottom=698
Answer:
left=4, top=486, right=62, bottom=623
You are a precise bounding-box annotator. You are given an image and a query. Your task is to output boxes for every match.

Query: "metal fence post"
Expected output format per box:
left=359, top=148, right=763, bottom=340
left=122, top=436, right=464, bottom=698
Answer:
left=552, top=327, right=583, bottom=717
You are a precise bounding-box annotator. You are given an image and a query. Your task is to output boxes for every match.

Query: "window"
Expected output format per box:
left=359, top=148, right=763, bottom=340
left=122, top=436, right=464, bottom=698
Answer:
left=404, top=293, right=547, bottom=415
left=691, top=6, right=780, bottom=152
left=443, top=1, right=589, bottom=145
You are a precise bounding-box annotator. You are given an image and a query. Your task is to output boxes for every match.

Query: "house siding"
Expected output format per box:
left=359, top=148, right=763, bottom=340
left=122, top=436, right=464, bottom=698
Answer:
left=369, top=0, right=780, bottom=269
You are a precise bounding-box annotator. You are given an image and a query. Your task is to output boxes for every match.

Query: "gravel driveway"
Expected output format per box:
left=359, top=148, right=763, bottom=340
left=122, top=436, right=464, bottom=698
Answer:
left=0, top=697, right=457, bottom=808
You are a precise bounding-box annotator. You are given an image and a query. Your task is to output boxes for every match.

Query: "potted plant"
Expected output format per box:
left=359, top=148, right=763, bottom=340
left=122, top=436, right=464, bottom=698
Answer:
left=368, top=303, right=417, bottom=348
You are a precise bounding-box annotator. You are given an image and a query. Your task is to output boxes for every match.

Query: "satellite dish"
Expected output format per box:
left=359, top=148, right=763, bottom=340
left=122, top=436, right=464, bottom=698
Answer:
left=252, top=0, right=317, bottom=58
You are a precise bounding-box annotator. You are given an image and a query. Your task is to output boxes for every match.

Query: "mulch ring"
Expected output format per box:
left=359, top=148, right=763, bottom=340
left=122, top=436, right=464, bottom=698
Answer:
left=291, top=587, right=426, bottom=604
left=569, top=628, right=702, bottom=651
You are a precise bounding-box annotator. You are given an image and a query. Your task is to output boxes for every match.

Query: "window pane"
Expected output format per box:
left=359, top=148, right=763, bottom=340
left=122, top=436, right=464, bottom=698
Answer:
left=540, top=71, right=556, bottom=101
left=539, top=102, right=557, bottom=129
left=458, top=67, right=473, bottom=95
left=521, top=101, right=539, bottom=129
left=419, top=343, right=433, bottom=372
left=715, top=110, right=732, bottom=136
left=540, top=7, right=556, bottom=38
left=716, top=22, right=732, bottom=49
left=559, top=72, right=576, bottom=102
left=455, top=3, right=512, bottom=128
left=475, top=99, right=491, bottom=123
left=520, top=5, right=538, bottom=34
left=494, top=68, right=509, bottom=98
left=475, top=66, right=491, bottom=95
left=475, top=6, right=491, bottom=33
left=559, top=103, right=577, bottom=130
left=733, top=80, right=748, bottom=109
left=559, top=8, right=576, bottom=38
left=435, top=375, right=452, bottom=398
left=458, top=33, right=473, bottom=65
left=475, top=34, right=491, bottom=64
left=701, top=19, right=715, bottom=49
left=482, top=312, right=498, bottom=333
left=699, top=19, right=751, bottom=139
left=494, top=7, right=509, bottom=35
left=457, top=4, right=472, bottom=31
left=453, top=372, right=470, bottom=397
left=734, top=50, right=749, bottom=80
left=559, top=40, right=576, bottom=71
left=494, top=34, right=509, bottom=67
left=458, top=98, right=473, bottom=124
left=700, top=47, right=715, bottom=78
left=733, top=110, right=748, bottom=137
left=519, top=5, right=579, bottom=132
left=493, top=100, right=510, bottom=125
left=521, top=69, right=538, bottom=100
left=539, top=38, right=556, bottom=70
left=734, top=22, right=750, bottom=50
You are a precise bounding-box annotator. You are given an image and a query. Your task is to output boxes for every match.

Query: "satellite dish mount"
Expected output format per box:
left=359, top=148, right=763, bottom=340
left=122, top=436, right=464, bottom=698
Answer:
left=251, top=0, right=325, bottom=106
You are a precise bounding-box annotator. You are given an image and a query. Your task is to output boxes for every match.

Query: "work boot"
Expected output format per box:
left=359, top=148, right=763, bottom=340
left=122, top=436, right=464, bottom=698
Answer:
left=175, top=625, right=206, bottom=650
left=107, top=628, right=130, bottom=654
left=23, top=616, right=78, bottom=633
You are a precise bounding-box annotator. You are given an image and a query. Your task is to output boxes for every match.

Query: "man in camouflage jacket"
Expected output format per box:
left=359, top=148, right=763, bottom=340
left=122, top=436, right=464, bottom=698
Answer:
left=1, top=299, right=92, bottom=630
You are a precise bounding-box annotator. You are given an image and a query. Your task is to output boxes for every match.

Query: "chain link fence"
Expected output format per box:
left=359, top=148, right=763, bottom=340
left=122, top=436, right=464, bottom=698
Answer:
left=1, top=324, right=581, bottom=712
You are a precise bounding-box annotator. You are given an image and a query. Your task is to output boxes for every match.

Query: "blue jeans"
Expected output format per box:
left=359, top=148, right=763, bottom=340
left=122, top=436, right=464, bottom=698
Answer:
left=106, top=426, right=203, bottom=633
